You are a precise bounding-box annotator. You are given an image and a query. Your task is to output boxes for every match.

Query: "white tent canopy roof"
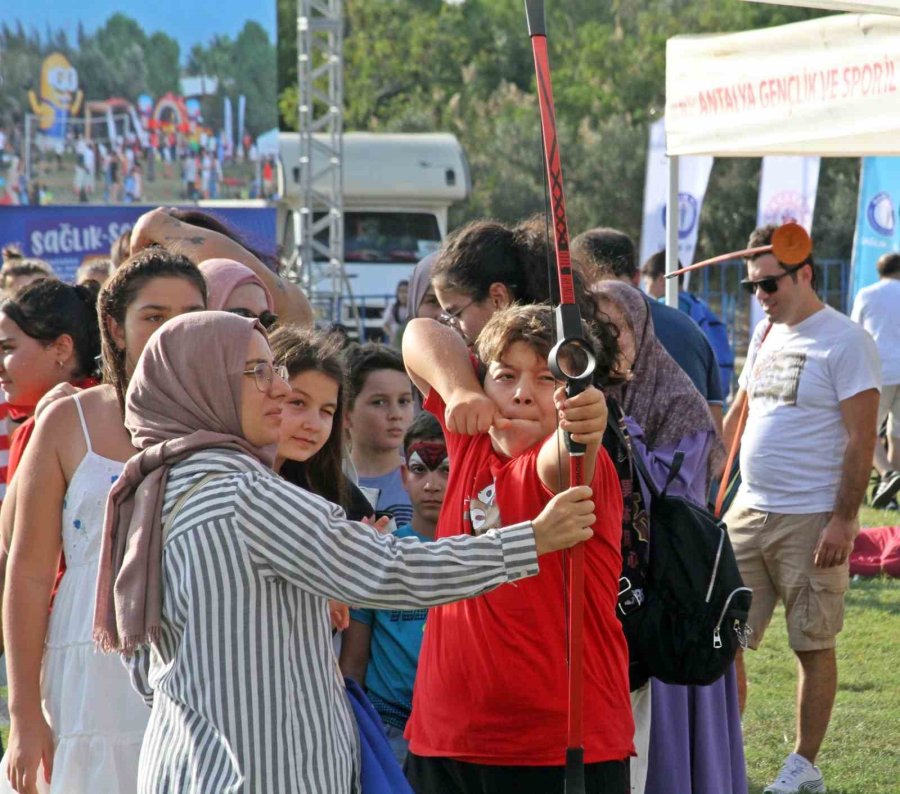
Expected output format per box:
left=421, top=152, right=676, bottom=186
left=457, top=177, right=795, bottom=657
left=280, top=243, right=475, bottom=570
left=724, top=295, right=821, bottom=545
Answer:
left=742, top=0, right=900, bottom=14
left=665, top=13, right=900, bottom=156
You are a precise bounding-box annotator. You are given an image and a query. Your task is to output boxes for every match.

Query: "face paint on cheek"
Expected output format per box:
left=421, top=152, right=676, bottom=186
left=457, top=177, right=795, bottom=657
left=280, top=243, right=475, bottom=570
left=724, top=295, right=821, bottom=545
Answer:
left=406, top=442, right=448, bottom=471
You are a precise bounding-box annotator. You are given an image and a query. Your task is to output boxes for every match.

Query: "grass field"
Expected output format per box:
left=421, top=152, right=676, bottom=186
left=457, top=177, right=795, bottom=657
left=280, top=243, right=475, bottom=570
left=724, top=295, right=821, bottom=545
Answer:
left=743, top=576, right=900, bottom=794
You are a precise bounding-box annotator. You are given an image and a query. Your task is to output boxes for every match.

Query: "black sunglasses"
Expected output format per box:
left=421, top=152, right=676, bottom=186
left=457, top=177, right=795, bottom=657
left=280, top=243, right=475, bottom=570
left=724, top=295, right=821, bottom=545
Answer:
left=227, top=307, right=279, bottom=329
left=740, top=263, right=806, bottom=295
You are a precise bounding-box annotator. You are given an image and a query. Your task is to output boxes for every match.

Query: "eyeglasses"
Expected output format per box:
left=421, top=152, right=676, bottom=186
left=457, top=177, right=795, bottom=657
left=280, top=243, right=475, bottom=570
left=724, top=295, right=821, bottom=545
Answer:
left=227, top=307, right=279, bottom=330
left=740, top=263, right=806, bottom=295
left=439, top=299, right=476, bottom=327
left=242, top=361, right=289, bottom=393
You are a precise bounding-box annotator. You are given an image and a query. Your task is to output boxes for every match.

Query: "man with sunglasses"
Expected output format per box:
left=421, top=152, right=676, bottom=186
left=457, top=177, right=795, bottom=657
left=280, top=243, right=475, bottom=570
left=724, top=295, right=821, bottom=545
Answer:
left=723, top=224, right=881, bottom=794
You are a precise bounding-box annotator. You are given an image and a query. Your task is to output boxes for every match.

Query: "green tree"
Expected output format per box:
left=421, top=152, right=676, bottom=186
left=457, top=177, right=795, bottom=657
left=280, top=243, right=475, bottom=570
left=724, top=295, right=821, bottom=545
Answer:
left=275, top=0, right=858, bottom=261
left=146, top=32, right=181, bottom=98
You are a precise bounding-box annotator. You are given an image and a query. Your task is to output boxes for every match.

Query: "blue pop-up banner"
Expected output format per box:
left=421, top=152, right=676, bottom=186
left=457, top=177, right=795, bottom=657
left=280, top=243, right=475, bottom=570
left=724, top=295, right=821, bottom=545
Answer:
left=849, top=157, right=900, bottom=307
left=0, top=205, right=276, bottom=283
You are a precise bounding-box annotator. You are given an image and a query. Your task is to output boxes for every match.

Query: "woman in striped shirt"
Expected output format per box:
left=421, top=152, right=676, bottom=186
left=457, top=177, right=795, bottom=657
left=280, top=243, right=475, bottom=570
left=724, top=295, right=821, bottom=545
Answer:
left=94, top=311, right=596, bottom=794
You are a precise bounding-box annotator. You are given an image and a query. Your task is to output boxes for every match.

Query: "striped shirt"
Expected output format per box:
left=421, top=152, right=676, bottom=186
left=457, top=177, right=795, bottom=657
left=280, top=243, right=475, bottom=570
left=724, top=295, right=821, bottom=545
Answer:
left=130, top=449, right=538, bottom=793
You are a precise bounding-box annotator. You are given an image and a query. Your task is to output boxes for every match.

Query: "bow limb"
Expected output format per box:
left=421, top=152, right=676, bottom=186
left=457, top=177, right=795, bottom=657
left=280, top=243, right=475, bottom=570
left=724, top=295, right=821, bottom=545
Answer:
left=524, top=2, right=595, bottom=792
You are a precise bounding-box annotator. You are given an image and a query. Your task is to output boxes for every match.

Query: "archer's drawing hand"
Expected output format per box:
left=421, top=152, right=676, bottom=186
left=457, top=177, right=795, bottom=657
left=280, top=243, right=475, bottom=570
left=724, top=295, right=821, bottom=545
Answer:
left=445, top=388, right=510, bottom=435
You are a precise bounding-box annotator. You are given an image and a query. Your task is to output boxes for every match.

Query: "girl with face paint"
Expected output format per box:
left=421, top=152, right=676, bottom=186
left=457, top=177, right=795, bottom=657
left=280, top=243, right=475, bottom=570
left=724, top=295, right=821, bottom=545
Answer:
left=339, top=413, right=448, bottom=766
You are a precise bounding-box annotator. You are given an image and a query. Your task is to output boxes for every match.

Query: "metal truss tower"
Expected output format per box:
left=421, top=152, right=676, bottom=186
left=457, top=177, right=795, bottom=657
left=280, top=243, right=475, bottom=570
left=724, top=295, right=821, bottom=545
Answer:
left=292, top=0, right=344, bottom=310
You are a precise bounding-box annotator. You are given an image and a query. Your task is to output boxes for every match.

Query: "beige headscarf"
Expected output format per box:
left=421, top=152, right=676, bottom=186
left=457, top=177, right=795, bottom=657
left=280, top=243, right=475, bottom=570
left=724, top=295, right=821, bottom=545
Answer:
left=407, top=252, right=437, bottom=319
left=199, top=258, right=275, bottom=313
left=94, top=311, right=275, bottom=654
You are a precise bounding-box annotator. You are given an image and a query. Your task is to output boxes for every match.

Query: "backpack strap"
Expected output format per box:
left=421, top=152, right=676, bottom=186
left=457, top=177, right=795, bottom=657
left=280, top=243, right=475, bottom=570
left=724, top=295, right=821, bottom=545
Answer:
left=660, top=452, right=685, bottom=498
left=608, top=407, right=687, bottom=501
left=162, top=473, right=222, bottom=543
left=606, top=403, right=661, bottom=502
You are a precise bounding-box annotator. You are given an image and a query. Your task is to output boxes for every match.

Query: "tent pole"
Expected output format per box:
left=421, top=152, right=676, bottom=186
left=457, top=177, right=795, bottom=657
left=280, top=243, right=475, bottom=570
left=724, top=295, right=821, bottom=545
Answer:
left=665, top=154, right=680, bottom=308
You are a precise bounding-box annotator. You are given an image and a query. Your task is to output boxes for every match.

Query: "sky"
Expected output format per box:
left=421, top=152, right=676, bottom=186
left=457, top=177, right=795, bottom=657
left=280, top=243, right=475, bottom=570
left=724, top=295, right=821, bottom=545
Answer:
left=4, top=0, right=277, bottom=62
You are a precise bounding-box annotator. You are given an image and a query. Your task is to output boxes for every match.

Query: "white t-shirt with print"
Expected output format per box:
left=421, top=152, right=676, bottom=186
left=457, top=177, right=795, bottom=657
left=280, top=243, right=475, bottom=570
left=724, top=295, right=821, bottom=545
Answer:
left=737, top=306, right=881, bottom=514
left=850, top=277, right=900, bottom=386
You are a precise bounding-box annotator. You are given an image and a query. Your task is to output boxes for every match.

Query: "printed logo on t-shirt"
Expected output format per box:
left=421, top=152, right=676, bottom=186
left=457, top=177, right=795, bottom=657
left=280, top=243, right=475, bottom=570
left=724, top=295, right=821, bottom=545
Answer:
left=465, top=480, right=501, bottom=535
left=750, top=350, right=806, bottom=406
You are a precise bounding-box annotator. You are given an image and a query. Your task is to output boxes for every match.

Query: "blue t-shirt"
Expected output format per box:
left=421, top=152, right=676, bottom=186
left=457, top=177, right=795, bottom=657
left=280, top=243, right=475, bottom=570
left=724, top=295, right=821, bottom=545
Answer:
left=350, top=523, right=431, bottom=727
left=648, top=300, right=724, bottom=404
left=678, top=292, right=734, bottom=396
left=358, top=467, right=413, bottom=526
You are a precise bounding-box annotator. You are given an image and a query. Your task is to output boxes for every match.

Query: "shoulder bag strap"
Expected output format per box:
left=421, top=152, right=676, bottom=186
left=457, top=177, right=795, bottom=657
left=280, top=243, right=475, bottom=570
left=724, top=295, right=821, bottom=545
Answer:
left=713, top=321, right=773, bottom=518
left=162, top=473, right=222, bottom=542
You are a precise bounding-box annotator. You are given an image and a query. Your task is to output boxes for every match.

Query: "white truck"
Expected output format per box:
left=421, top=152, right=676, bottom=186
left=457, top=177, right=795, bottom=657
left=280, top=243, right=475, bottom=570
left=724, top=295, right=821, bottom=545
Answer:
left=276, top=131, right=471, bottom=337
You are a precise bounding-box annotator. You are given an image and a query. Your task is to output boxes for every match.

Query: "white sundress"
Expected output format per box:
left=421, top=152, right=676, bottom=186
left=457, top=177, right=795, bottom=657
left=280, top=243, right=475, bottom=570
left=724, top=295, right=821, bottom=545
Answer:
left=0, top=395, right=149, bottom=793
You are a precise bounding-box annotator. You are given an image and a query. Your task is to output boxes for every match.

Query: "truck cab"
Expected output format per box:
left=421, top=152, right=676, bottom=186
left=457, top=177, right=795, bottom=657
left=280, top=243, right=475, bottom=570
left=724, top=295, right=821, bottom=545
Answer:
left=277, top=132, right=470, bottom=338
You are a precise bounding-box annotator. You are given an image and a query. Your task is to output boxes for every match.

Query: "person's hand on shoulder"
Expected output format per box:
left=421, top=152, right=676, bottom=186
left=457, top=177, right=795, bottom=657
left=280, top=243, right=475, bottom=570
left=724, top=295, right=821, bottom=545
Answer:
left=531, top=485, right=595, bottom=556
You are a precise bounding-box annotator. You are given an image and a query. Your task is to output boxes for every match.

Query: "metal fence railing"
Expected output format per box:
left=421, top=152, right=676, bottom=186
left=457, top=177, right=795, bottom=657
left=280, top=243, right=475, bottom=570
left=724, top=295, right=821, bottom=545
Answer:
left=310, top=293, right=395, bottom=340
left=691, top=258, right=850, bottom=360
left=309, top=261, right=853, bottom=366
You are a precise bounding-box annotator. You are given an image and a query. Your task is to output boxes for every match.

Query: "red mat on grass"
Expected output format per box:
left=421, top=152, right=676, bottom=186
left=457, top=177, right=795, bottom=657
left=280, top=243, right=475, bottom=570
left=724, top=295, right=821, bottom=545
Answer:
left=850, top=526, right=900, bottom=578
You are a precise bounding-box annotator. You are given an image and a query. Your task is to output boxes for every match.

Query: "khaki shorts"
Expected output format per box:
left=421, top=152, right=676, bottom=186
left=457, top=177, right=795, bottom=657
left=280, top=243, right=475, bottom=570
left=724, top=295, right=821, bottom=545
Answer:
left=879, top=383, right=900, bottom=438
left=724, top=505, right=851, bottom=652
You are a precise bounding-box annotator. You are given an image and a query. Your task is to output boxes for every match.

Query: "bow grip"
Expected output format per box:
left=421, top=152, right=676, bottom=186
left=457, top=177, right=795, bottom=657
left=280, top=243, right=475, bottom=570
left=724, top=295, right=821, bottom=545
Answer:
left=561, top=375, right=590, bottom=456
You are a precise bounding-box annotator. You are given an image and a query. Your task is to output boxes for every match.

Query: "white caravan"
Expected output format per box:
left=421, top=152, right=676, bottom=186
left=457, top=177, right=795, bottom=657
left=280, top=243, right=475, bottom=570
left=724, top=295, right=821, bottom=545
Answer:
left=277, top=131, right=471, bottom=337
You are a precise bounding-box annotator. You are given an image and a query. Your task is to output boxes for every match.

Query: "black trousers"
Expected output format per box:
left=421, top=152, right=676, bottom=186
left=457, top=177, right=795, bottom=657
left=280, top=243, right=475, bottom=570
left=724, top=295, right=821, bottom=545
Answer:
left=405, top=752, right=630, bottom=794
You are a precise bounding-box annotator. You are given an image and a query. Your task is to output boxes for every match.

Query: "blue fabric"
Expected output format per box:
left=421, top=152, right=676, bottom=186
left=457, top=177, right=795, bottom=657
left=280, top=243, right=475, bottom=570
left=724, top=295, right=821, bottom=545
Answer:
left=344, top=677, right=414, bottom=794
left=648, top=301, right=724, bottom=404
left=350, top=524, right=430, bottom=726
left=678, top=293, right=734, bottom=396
left=358, top=468, right=414, bottom=526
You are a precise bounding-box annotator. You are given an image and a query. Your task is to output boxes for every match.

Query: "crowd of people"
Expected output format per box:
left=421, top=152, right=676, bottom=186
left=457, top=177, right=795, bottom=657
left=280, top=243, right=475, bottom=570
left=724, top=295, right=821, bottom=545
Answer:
left=0, top=204, right=893, bottom=794
left=1, top=124, right=269, bottom=206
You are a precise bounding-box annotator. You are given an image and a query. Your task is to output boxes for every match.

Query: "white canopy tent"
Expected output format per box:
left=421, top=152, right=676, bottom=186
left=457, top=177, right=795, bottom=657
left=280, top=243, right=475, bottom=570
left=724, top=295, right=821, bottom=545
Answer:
left=742, top=0, right=900, bottom=14
left=662, top=11, right=900, bottom=307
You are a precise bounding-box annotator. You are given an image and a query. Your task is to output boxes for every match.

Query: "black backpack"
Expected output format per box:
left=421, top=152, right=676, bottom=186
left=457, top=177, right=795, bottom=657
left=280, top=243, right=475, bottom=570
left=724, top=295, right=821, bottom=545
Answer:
left=609, top=415, right=752, bottom=687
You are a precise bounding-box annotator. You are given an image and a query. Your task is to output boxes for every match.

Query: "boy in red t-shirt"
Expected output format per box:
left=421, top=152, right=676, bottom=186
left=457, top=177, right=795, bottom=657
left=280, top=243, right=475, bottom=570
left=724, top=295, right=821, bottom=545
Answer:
left=402, top=305, right=634, bottom=793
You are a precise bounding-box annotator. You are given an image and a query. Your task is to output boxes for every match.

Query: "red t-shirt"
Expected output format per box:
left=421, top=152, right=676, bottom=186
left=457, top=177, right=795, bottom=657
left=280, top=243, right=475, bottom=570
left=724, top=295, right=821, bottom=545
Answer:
left=405, top=390, right=634, bottom=766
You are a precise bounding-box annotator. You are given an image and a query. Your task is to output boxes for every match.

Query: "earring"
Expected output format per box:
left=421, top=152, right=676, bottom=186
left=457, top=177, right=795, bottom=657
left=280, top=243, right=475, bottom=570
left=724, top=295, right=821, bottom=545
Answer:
left=57, top=360, right=65, bottom=369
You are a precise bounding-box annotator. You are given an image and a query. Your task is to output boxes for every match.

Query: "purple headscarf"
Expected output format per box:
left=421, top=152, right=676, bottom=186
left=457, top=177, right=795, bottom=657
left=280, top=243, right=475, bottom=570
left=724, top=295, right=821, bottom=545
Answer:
left=591, top=281, right=718, bottom=451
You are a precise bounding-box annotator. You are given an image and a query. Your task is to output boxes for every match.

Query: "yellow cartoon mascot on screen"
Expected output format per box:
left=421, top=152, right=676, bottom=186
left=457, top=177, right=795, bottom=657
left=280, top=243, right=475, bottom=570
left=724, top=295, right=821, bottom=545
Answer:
left=28, top=53, right=83, bottom=152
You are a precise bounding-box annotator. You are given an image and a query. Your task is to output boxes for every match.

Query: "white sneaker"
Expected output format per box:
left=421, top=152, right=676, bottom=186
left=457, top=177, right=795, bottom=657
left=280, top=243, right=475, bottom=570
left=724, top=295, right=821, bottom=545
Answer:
left=764, top=753, right=826, bottom=793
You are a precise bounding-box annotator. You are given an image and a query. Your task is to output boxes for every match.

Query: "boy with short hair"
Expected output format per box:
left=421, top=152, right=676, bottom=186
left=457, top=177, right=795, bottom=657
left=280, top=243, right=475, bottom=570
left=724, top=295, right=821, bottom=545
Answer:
left=402, top=305, right=633, bottom=793
left=339, top=412, right=449, bottom=766
left=342, top=343, right=415, bottom=526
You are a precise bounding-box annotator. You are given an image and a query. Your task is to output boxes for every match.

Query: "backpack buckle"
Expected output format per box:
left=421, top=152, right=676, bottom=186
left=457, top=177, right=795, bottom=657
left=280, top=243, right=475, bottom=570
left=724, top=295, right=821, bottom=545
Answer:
left=617, top=578, right=644, bottom=616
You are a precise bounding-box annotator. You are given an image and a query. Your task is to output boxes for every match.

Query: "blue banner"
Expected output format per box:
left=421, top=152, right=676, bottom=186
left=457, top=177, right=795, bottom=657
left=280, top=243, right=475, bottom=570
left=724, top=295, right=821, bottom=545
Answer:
left=849, top=157, right=900, bottom=307
left=0, top=205, right=276, bottom=283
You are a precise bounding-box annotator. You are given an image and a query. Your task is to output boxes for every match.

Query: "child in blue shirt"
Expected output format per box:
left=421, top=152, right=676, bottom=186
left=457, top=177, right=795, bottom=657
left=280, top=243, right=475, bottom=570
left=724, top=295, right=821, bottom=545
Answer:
left=342, top=343, right=415, bottom=527
left=340, top=412, right=448, bottom=766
